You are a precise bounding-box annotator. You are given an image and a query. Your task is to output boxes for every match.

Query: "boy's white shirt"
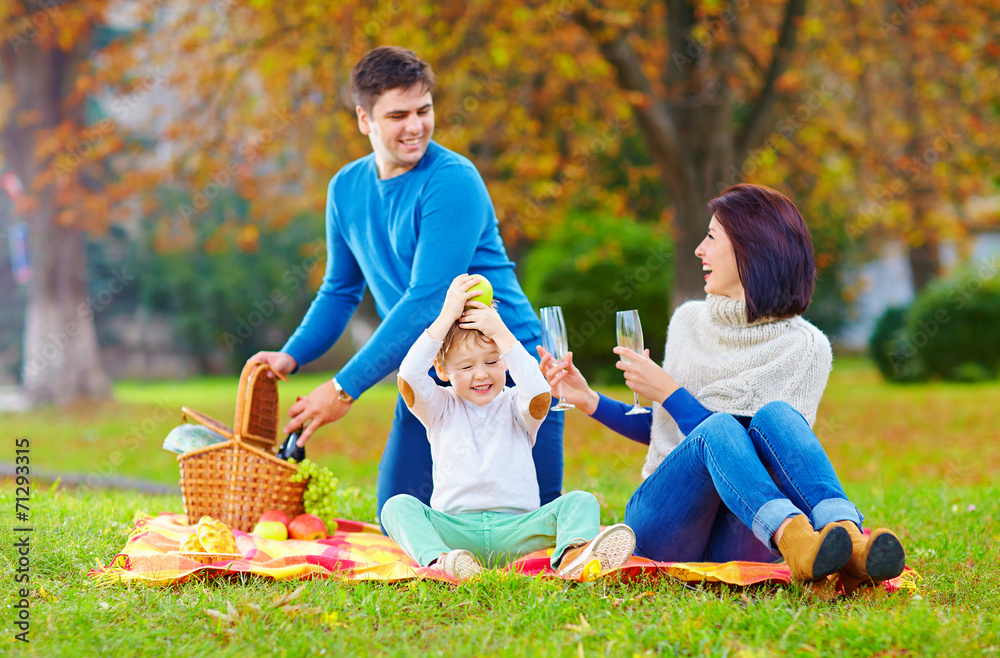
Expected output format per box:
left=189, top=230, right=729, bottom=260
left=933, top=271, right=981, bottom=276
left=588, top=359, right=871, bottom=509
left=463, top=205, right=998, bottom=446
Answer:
left=397, top=330, right=550, bottom=515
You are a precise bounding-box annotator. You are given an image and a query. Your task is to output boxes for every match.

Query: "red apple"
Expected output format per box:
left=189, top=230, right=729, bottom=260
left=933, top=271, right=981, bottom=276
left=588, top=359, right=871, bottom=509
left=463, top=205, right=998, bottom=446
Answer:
left=258, top=509, right=291, bottom=528
left=288, top=513, right=327, bottom=540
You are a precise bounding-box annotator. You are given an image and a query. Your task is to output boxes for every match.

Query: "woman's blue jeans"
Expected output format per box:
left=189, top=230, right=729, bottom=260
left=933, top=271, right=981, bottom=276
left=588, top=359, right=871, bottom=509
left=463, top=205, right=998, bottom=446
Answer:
left=624, top=400, right=864, bottom=563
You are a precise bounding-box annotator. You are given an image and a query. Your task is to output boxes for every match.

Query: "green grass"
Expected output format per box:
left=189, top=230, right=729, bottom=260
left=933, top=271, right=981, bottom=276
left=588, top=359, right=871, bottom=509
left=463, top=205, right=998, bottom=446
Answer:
left=2, top=358, right=1000, bottom=656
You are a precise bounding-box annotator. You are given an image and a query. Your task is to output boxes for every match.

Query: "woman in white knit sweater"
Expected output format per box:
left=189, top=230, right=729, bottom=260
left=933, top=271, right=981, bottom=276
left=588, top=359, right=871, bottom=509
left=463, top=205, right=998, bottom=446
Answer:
left=539, top=184, right=905, bottom=591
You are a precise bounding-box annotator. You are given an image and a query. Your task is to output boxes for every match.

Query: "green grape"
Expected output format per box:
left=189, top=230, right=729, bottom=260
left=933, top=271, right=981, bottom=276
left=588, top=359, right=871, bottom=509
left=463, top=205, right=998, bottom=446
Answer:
left=288, top=458, right=340, bottom=527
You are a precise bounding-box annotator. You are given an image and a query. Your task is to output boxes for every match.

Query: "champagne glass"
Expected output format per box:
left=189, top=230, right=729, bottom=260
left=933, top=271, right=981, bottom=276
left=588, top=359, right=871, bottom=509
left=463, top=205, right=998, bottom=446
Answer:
left=616, top=309, right=651, bottom=415
left=540, top=306, right=575, bottom=411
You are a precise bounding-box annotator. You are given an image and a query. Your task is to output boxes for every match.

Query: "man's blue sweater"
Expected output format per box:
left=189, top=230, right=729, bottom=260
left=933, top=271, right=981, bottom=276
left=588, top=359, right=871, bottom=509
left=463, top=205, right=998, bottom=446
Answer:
left=281, top=141, right=541, bottom=399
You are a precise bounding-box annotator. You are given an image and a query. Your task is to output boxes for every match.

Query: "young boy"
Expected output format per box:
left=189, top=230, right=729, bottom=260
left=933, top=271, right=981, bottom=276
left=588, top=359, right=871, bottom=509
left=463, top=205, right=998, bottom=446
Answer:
left=381, top=274, right=635, bottom=578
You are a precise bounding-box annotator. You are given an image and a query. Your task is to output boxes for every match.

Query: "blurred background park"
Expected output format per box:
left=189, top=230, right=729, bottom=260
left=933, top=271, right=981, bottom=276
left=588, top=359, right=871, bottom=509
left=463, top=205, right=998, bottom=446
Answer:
left=3, top=4, right=1000, bottom=653
left=1, top=0, right=998, bottom=409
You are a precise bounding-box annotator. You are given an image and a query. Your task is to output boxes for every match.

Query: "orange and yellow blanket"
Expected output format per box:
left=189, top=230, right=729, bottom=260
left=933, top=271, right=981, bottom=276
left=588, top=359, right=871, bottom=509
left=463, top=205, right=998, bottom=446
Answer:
left=89, top=513, right=913, bottom=595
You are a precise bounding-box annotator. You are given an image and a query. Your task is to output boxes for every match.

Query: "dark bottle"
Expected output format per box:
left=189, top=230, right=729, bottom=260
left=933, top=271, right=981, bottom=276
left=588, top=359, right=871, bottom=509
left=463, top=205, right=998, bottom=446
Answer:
left=276, top=432, right=305, bottom=462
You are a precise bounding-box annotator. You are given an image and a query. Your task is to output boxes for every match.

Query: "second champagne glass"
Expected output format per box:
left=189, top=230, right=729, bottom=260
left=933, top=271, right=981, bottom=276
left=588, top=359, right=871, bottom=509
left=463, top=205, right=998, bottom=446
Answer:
left=540, top=306, right=575, bottom=411
left=616, top=309, right=651, bottom=415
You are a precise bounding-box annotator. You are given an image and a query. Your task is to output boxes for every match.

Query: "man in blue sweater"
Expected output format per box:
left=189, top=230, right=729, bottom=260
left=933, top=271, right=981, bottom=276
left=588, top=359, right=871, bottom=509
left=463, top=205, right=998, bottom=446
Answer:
left=249, top=46, right=564, bottom=520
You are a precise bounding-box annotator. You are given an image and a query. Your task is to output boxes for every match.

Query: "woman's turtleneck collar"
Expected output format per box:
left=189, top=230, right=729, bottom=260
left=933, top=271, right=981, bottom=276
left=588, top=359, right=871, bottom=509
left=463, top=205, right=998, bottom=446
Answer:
left=705, top=294, right=778, bottom=328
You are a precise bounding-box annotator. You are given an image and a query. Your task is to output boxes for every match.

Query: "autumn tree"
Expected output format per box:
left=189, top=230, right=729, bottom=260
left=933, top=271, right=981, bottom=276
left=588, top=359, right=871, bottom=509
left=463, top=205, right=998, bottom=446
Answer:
left=556, top=0, right=810, bottom=308
left=833, top=0, right=1000, bottom=292
left=1, top=0, right=114, bottom=405
left=114, top=0, right=815, bottom=315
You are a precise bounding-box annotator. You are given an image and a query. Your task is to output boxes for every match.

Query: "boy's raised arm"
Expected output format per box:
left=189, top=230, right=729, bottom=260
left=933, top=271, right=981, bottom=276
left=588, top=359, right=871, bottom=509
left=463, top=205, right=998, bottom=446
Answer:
left=460, top=298, right=550, bottom=442
left=398, top=275, right=485, bottom=425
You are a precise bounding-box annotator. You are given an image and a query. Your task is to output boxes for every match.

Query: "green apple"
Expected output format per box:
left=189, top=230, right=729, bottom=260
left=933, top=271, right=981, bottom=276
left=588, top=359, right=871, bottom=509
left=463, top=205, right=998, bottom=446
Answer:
left=466, top=275, right=494, bottom=309
left=252, top=520, right=288, bottom=541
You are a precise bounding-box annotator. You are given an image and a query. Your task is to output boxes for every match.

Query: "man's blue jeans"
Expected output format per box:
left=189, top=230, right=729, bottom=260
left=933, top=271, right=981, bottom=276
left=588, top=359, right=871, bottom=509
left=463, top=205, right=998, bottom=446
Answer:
left=624, top=401, right=863, bottom=563
left=376, top=371, right=564, bottom=527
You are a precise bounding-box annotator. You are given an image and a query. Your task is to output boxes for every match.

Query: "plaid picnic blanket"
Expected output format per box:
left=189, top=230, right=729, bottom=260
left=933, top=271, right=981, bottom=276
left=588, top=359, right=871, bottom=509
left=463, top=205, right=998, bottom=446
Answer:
left=88, top=513, right=914, bottom=596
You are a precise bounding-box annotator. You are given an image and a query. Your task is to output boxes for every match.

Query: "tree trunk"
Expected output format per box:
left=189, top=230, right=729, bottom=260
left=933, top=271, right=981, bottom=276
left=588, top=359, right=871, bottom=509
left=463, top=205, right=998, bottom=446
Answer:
left=900, top=20, right=939, bottom=294
left=577, top=0, right=807, bottom=312
left=907, top=239, right=940, bottom=294
left=1, top=4, right=111, bottom=405
left=666, top=155, right=731, bottom=311
left=21, top=208, right=111, bottom=404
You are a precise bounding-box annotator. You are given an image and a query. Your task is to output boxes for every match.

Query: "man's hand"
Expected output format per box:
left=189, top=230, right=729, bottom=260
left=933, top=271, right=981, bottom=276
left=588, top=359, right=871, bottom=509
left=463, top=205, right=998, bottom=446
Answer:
left=247, top=351, right=298, bottom=379
left=613, top=346, right=678, bottom=403
left=284, top=379, right=352, bottom=446
left=460, top=301, right=515, bottom=353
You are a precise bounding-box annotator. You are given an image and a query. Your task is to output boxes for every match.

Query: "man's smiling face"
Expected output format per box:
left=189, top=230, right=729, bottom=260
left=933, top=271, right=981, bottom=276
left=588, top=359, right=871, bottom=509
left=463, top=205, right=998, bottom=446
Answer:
left=357, top=85, right=434, bottom=179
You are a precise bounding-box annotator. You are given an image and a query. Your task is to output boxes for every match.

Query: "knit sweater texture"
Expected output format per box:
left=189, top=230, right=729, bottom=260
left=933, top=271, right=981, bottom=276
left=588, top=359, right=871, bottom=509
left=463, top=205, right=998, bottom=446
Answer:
left=643, top=294, right=833, bottom=478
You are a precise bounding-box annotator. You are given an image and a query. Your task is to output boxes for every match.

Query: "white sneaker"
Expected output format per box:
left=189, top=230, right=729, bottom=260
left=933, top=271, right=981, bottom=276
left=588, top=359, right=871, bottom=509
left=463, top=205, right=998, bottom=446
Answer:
left=440, top=549, right=484, bottom=579
left=558, top=524, right=636, bottom=578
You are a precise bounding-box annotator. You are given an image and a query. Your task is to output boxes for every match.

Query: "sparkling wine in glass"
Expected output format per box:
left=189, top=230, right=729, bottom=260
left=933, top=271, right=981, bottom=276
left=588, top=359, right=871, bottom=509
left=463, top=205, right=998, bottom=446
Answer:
left=540, top=306, right=575, bottom=411
left=616, top=309, right=651, bottom=415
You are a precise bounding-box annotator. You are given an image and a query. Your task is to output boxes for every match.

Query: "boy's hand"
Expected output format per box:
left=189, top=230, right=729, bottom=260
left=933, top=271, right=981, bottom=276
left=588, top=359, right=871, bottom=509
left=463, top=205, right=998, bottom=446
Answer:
left=428, top=274, right=484, bottom=341
left=461, top=301, right=515, bottom=353
left=537, top=347, right=599, bottom=414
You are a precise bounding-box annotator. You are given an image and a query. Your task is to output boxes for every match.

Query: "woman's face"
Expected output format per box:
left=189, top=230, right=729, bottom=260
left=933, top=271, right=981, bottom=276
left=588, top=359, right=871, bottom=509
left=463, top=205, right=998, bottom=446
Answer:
left=694, top=214, right=745, bottom=300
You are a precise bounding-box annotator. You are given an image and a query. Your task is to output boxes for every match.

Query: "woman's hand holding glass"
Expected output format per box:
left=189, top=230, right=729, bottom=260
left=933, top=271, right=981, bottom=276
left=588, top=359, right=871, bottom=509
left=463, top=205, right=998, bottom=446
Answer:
left=612, top=346, right=679, bottom=405
left=536, top=347, right=601, bottom=415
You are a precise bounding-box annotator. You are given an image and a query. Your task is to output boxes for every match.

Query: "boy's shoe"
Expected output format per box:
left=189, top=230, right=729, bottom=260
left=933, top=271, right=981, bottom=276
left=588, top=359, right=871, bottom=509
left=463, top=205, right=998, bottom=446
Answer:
left=439, top=549, right=484, bottom=579
left=557, top=524, right=636, bottom=578
left=834, top=522, right=906, bottom=594
left=776, top=514, right=853, bottom=583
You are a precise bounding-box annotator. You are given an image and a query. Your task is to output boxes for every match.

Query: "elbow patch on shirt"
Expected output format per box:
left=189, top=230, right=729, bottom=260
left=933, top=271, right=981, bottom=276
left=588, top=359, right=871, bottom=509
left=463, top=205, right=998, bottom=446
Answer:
left=398, top=376, right=415, bottom=407
left=529, top=393, right=551, bottom=420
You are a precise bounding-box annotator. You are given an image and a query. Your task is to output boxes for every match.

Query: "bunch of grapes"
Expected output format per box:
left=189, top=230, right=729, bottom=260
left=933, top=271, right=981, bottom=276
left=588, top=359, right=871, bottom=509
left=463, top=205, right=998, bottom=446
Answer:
left=289, top=459, right=340, bottom=529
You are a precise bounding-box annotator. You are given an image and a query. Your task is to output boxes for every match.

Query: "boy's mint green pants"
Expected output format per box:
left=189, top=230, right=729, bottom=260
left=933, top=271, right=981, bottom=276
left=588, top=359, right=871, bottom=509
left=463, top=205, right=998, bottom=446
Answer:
left=381, top=491, right=601, bottom=569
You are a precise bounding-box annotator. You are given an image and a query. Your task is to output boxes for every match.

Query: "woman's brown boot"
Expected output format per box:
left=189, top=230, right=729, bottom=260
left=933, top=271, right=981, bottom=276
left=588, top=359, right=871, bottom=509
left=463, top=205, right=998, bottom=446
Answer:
left=776, top=515, right=853, bottom=582
left=835, top=522, right=906, bottom=594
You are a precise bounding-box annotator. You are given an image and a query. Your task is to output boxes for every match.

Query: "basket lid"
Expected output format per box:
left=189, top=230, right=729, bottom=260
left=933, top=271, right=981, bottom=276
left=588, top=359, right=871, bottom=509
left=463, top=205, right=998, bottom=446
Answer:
left=233, top=362, right=280, bottom=448
left=182, top=407, right=234, bottom=439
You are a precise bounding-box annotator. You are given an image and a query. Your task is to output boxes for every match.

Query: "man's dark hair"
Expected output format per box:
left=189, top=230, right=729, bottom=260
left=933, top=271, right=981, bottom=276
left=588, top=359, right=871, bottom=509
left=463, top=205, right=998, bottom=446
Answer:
left=708, top=184, right=816, bottom=323
left=350, top=46, right=436, bottom=114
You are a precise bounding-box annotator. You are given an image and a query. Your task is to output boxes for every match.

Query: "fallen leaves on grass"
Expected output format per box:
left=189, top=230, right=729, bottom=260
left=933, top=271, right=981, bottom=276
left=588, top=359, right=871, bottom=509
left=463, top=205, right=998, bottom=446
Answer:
left=273, top=584, right=306, bottom=607
left=564, top=613, right=591, bottom=633
left=204, top=602, right=242, bottom=626
left=602, top=590, right=657, bottom=608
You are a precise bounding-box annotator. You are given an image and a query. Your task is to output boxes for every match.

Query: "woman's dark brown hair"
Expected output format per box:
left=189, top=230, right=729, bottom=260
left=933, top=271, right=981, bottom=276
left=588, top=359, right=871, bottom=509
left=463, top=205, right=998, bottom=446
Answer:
left=708, top=184, right=815, bottom=323
left=350, top=46, right=436, bottom=114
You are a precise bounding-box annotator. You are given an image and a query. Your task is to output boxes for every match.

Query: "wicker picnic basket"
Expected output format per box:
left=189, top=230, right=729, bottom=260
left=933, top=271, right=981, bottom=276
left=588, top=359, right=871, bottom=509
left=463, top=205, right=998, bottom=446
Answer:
left=177, top=361, right=307, bottom=531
